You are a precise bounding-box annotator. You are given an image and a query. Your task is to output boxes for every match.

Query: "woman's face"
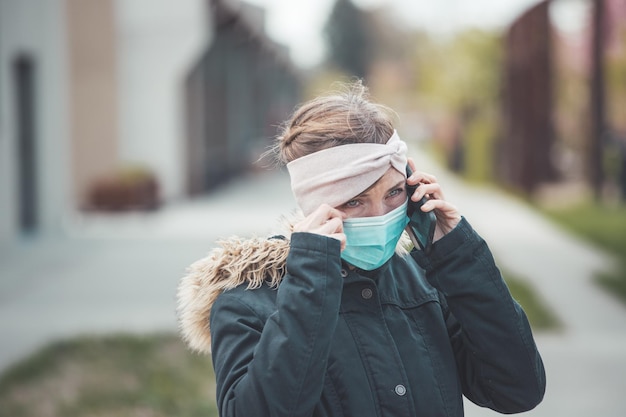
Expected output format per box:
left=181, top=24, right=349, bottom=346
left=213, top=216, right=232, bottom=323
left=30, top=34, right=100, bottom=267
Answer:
left=337, top=168, right=407, bottom=219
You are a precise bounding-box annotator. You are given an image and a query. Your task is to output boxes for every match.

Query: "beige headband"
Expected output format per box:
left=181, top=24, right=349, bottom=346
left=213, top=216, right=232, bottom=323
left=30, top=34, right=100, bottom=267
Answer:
left=286, top=130, right=408, bottom=215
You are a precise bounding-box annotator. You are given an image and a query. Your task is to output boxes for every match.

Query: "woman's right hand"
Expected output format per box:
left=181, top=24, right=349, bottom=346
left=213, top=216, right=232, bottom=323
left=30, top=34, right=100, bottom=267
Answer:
left=293, top=204, right=347, bottom=250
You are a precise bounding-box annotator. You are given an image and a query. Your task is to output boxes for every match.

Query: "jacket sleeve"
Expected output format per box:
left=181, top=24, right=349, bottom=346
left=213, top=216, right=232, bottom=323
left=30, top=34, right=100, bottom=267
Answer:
left=210, top=232, right=343, bottom=417
left=411, top=217, right=546, bottom=413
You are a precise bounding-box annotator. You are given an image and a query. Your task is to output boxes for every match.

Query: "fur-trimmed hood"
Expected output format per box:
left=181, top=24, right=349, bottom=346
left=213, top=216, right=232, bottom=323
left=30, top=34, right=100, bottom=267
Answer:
left=176, top=217, right=412, bottom=355
left=176, top=231, right=291, bottom=355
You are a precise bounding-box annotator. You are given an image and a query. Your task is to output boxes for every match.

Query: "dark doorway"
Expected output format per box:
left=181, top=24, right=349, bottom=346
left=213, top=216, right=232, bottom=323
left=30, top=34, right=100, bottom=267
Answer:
left=13, top=55, right=38, bottom=234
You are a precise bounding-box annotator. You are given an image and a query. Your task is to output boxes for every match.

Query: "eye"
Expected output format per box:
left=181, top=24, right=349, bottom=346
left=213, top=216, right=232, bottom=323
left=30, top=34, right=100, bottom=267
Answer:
left=388, top=187, right=405, bottom=198
left=343, top=199, right=360, bottom=209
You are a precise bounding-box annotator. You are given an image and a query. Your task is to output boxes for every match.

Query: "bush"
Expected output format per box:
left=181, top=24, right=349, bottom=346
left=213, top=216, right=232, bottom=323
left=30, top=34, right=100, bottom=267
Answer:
left=87, top=166, right=160, bottom=212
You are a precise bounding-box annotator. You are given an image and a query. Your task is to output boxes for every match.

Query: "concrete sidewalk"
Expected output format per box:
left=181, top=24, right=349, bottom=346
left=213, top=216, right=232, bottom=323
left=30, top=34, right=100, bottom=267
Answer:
left=1, top=144, right=625, bottom=416
left=0, top=168, right=299, bottom=374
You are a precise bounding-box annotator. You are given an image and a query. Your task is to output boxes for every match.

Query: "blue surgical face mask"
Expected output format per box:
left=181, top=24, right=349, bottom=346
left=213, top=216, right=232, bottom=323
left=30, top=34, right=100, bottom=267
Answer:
left=341, top=201, right=410, bottom=271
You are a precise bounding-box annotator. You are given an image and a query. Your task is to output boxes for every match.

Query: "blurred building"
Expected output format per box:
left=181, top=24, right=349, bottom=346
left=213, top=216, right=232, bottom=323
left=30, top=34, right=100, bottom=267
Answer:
left=185, top=0, right=301, bottom=194
left=0, top=0, right=301, bottom=245
left=1, top=0, right=72, bottom=243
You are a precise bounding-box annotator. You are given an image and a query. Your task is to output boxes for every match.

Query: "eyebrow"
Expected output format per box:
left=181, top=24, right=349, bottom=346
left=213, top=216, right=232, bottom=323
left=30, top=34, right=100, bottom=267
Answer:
left=357, top=179, right=406, bottom=198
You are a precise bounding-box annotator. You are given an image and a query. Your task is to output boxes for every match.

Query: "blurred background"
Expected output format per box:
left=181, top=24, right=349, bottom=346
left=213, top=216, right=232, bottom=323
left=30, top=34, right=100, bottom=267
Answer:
left=1, top=0, right=625, bottom=416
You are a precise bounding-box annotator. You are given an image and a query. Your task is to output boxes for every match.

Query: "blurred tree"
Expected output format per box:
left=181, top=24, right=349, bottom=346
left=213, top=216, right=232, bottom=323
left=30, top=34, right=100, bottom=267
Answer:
left=604, top=10, right=626, bottom=201
left=365, top=6, right=411, bottom=63
left=323, top=0, right=373, bottom=78
left=408, top=29, right=503, bottom=182
left=552, top=28, right=589, bottom=185
left=500, top=0, right=557, bottom=193
left=589, top=0, right=606, bottom=200
left=606, top=32, right=626, bottom=135
left=358, top=6, right=414, bottom=109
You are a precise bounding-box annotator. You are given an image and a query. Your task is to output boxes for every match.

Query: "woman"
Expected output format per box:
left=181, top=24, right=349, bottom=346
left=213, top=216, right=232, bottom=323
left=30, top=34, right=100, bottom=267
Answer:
left=177, top=82, right=546, bottom=417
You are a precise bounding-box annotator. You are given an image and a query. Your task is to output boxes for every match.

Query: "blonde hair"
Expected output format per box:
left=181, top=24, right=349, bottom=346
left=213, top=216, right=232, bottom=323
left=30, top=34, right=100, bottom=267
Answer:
left=270, top=81, right=397, bottom=165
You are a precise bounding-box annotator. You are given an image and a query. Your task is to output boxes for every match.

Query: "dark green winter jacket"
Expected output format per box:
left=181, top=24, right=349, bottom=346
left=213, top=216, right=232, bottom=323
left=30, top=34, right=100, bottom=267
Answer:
left=177, top=217, right=545, bottom=417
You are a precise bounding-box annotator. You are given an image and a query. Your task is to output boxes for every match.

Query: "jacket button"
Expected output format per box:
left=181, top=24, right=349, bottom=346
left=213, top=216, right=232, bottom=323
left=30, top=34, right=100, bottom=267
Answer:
left=340, top=269, right=348, bottom=278
left=361, top=288, right=373, bottom=299
left=395, top=384, right=406, bottom=396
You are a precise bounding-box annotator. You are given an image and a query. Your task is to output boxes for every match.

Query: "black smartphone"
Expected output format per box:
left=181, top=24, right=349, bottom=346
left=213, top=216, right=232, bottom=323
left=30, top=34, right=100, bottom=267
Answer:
left=405, top=165, right=437, bottom=253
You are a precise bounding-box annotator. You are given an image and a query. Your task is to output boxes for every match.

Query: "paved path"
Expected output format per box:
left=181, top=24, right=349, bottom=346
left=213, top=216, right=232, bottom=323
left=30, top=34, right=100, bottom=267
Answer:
left=1, top=142, right=625, bottom=416
left=0, top=168, right=299, bottom=374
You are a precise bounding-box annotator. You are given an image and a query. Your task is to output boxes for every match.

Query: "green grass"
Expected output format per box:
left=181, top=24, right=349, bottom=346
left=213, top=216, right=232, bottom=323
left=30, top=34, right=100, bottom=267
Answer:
left=0, top=333, right=217, bottom=417
left=542, top=202, right=626, bottom=304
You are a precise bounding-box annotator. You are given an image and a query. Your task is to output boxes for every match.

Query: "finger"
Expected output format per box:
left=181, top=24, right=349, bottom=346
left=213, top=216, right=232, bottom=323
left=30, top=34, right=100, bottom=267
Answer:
left=421, top=199, right=460, bottom=218
left=309, top=204, right=336, bottom=223
left=409, top=182, right=440, bottom=201
left=411, top=182, right=444, bottom=201
left=298, top=207, right=344, bottom=235
left=406, top=170, right=437, bottom=188
left=424, top=173, right=437, bottom=183
left=421, top=200, right=462, bottom=238
left=327, top=207, right=346, bottom=222
left=304, top=205, right=344, bottom=229
left=411, top=172, right=437, bottom=185
left=319, top=216, right=343, bottom=234
left=406, top=158, right=418, bottom=183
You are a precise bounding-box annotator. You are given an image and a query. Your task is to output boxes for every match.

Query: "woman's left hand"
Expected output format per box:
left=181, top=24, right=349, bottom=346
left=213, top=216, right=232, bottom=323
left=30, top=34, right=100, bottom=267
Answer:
left=406, top=158, right=462, bottom=242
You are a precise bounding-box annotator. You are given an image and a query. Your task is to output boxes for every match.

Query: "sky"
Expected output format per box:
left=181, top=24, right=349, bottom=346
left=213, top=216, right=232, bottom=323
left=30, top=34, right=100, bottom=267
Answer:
left=242, top=0, right=590, bottom=68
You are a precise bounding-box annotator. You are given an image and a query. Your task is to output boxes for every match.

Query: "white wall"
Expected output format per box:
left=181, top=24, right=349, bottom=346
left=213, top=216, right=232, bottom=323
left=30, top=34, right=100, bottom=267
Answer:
left=0, top=0, right=211, bottom=245
left=0, top=0, right=70, bottom=244
left=114, top=0, right=211, bottom=200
